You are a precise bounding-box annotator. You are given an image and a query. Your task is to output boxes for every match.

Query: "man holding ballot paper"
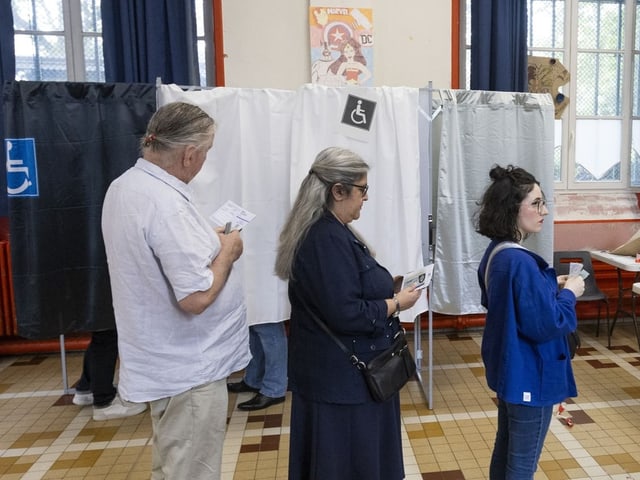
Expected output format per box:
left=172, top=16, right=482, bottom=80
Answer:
left=102, top=102, right=250, bottom=480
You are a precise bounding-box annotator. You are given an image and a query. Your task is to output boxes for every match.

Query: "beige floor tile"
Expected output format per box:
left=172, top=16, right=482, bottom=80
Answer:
left=2, top=321, right=640, bottom=478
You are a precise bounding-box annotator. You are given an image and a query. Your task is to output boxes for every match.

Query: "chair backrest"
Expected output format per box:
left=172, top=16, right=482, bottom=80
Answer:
left=553, top=250, right=604, bottom=298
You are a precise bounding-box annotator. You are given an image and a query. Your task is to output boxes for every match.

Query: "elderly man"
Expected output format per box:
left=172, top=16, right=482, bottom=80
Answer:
left=102, top=102, right=250, bottom=480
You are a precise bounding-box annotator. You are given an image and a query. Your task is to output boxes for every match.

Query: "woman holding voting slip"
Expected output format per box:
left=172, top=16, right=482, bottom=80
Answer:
left=475, top=164, right=585, bottom=479
left=275, top=146, right=422, bottom=480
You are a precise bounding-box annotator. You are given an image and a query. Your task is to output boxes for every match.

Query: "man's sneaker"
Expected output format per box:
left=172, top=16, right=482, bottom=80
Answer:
left=92, top=394, right=147, bottom=421
left=72, top=390, right=93, bottom=406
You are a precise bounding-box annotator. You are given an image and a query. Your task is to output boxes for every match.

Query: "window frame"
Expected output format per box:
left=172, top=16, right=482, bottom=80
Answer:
left=461, top=0, right=640, bottom=192
left=13, top=0, right=217, bottom=86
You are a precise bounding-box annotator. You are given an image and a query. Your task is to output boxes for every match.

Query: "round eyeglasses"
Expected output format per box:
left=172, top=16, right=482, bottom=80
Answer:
left=529, top=198, right=547, bottom=214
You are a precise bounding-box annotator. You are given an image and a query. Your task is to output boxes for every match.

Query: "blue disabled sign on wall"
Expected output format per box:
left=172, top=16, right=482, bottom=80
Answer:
left=5, top=138, right=39, bottom=197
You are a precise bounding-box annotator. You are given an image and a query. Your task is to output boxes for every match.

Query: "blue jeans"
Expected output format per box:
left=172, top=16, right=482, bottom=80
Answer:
left=244, top=322, right=288, bottom=398
left=490, top=399, right=553, bottom=480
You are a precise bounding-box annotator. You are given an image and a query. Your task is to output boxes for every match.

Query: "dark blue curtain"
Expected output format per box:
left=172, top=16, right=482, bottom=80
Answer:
left=470, top=0, right=528, bottom=92
left=4, top=81, right=156, bottom=338
left=101, top=0, right=200, bottom=84
left=0, top=0, right=15, bottom=217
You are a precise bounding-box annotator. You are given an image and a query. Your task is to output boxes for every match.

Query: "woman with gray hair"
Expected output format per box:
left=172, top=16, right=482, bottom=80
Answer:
left=276, top=146, right=422, bottom=480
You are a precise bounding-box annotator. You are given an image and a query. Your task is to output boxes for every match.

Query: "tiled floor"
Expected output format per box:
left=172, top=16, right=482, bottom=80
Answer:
left=2, top=320, right=640, bottom=479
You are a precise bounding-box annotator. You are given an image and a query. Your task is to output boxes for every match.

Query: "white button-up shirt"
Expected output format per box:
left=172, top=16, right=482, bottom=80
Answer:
left=102, top=159, right=250, bottom=402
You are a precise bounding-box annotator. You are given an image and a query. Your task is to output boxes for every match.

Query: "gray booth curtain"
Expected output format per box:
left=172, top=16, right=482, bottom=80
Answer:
left=430, top=90, right=555, bottom=315
left=3, top=81, right=155, bottom=339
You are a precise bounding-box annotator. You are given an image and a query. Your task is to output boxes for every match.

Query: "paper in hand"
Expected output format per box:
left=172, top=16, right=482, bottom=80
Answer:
left=401, top=264, right=434, bottom=291
left=569, top=262, right=589, bottom=279
left=209, top=200, right=256, bottom=230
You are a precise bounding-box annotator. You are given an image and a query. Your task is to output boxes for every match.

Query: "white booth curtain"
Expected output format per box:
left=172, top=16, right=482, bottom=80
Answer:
left=157, top=84, right=428, bottom=325
left=156, top=85, right=554, bottom=323
left=429, top=90, right=556, bottom=315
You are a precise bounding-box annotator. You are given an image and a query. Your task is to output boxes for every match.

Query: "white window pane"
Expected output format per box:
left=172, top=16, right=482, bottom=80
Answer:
left=198, top=39, right=207, bottom=86
left=81, top=0, right=101, bottom=33
left=12, top=0, right=64, bottom=31
left=554, top=119, right=562, bottom=181
left=634, top=53, right=640, bottom=116
left=576, top=52, right=623, bottom=116
left=465, top=0, right=471, bottom=46
left=636, top=1, right=640, bottom=50
left=196, top=0, right=204, bottom=37
left=578, top=0, right=624, bottom=50
left=529, top=0, right=565, bottom=49
left=575, top=118, right=621, bottom=181
left=14, top=33, right=67, bottom=81
left=83, top=36, right=103, bottom=81
left=631, top=120, right=640, bottom=186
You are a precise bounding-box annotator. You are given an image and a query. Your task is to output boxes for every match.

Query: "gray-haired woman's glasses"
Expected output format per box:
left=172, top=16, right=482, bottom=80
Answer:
left=344, top=182, right=369, bottom=196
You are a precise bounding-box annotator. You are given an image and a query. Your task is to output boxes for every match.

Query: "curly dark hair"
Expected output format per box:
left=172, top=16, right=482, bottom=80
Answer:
left=474, top=164, right=541, bottom=242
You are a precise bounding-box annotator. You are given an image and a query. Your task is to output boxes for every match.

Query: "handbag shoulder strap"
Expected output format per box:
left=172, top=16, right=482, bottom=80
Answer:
left=296, top=294, right=363, bottom=367
left=484, top=241, right=525, bottom=291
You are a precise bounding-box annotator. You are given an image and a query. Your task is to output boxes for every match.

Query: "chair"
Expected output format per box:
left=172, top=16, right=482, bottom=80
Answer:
left=553, top=250, right=610, bottom=344
left=629, top=283, right=640, bottom=351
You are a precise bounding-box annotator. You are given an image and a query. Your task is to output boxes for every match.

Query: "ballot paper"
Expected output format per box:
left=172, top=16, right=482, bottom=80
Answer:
left=568, top=262, right=590, bottom=279
left=209, top=200, right=256, bottom=230
left=401, top=264, right=435, bottom=291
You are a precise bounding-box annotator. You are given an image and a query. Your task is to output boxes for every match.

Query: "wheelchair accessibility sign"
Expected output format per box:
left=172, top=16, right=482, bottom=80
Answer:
left=341, top=94, right=376, bottom=132
left=5, top=138, right=39, bottom=197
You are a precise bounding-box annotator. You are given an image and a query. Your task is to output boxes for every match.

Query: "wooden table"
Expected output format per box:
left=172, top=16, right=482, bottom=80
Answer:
left=590, top=250, right=640, bottom=349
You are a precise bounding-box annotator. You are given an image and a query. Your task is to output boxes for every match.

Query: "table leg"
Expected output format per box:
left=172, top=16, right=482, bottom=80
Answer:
left=633, top=286, right=640, bottom=352
left=608, top=268, right=625, bottom=347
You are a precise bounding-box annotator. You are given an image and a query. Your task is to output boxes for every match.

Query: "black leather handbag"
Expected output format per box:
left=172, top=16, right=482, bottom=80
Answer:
left=566, top=330, right=581, bottom=359
left=357, top=328, right=416, bottom=402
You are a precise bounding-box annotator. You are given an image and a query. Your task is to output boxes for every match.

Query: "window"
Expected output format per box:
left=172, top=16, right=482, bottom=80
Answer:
left=12, top=0, right=212, bottom=86
left=464, top=0, right=640, bottom=190
left=13, top=0, right=103, bottom=82
left=196, top=0, right=214, bottom=86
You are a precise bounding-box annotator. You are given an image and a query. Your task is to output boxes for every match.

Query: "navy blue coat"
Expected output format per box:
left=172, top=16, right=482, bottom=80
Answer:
left=288, top=212, right=400, bottom=404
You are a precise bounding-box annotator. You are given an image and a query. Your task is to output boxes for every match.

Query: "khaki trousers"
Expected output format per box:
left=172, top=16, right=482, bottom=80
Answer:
left=150, top=378, right=228, bottom=480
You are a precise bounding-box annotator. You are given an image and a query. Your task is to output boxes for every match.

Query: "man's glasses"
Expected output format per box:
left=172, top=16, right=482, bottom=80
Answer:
left=344, top=182, right=369, bottom=196
left=529, top=198, right=547, bottom=214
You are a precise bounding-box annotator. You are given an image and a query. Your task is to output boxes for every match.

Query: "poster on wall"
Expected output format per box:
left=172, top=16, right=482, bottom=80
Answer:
left=309, top=1, right=374, bottom=87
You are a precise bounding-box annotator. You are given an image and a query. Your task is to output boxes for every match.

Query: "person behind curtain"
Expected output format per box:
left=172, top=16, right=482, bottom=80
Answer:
left=275, top=146, right=422, bottom=480
left=72, top=329, right=147, bottom=421
left=102, top=102, right=250, bottom=480
left=475, top=165, right=584, bottom=479
left=227, top=320, right=288, bottom=411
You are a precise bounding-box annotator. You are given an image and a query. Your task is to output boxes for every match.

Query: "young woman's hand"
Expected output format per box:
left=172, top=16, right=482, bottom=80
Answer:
left=563, top=275, right=585, bottom=298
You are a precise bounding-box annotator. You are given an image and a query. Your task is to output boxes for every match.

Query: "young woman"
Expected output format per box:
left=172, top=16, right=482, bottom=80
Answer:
left=475, top=164, right=585, bottom=479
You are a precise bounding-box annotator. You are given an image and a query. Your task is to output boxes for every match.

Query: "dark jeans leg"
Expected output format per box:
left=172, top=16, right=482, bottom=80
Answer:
left=86, top=329, right=118, bottom=407
left=490, top=398, right=553, bottom=480
left=75, top=344, right=92, bottom=392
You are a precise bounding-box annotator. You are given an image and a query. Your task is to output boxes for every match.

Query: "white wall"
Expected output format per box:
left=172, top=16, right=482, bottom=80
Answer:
left=221, top=0, right=452, bottom=90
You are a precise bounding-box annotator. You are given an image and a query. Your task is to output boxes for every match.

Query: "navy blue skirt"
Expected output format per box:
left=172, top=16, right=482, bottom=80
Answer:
left=288, top=391, right=404, bottom=480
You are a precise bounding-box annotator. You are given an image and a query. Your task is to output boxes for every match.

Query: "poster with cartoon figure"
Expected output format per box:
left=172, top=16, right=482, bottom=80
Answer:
left=309, top=4, right=374, bottom=87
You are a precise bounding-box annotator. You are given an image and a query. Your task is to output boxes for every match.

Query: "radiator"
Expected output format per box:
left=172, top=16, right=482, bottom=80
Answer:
left=0, top=241, right=16, bottom=337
